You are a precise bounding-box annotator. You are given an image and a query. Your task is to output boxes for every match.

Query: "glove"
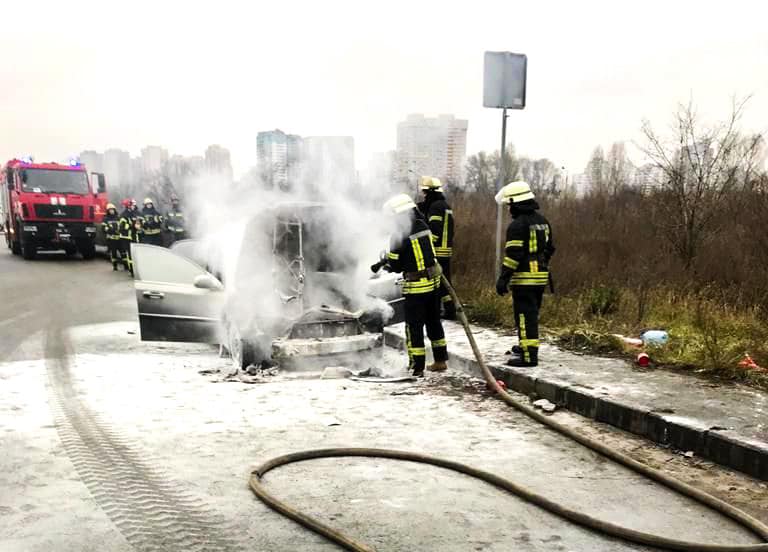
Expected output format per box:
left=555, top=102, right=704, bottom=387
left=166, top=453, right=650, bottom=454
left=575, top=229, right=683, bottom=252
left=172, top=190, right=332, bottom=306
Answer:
left=496, top=275, right=509, bottom=296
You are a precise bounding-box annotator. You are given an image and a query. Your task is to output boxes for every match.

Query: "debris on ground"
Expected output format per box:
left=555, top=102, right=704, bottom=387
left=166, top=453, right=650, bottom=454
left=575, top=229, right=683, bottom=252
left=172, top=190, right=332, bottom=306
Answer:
left=612, top=334, right=643, bottom=348
left=532, top=398, right=557, bottom=413
left=738, top=354, right=766, bottom=373
left=321, top=366, right=354, bottom=379
left=641, top=330, right=669, bottom=346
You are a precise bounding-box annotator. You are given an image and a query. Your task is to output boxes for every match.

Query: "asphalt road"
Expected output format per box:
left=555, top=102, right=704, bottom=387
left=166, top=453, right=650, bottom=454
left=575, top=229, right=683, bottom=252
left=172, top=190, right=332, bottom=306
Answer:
left=0, top=246, right=765, bottom=551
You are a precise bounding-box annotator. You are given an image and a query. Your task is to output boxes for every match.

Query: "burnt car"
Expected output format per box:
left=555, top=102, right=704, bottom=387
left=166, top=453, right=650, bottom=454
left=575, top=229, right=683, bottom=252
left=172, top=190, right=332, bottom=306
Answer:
left=132, top=202, right=404, bottom=370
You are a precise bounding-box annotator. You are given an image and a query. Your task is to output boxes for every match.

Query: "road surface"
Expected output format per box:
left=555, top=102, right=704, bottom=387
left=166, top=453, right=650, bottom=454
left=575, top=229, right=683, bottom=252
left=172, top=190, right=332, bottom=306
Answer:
left=0, top=248, right=766, bottom=551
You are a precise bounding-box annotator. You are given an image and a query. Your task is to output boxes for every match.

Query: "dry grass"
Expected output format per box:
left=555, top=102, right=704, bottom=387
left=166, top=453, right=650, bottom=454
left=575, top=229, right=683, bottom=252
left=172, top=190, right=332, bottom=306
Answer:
left=449, top=189, right=768, bottom=388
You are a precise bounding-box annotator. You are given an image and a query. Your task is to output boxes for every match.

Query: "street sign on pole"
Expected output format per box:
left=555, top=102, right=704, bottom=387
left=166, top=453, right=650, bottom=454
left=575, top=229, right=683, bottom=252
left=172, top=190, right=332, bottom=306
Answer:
left=483, top=51, right=527, bottom=277
left=484, top=52, right=527, bottom=109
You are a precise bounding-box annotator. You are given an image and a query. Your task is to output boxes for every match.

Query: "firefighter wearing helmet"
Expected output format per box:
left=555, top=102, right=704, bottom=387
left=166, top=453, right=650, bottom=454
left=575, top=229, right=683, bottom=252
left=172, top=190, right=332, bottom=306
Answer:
left=118, top=198, right=141, bottom=275
left=141, top=197, right=163, bottom=246
left=101, top=203, right=125, bottom=271
left=164, top=194, right=186, bottom=245
left=418, top=176, right=456, bottom=320
left=372, top=193, right=448, bottom=377
left=495, top=181, right=555, bottom=367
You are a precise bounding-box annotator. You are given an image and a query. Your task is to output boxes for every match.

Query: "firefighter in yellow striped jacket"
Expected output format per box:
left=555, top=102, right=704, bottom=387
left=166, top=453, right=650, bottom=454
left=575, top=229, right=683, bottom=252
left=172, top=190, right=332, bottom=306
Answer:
left=419, top=176, right=456, bottom=320
left=376, top=193, right=448, bottom=377
left=495, top=181, right=555, bottom=367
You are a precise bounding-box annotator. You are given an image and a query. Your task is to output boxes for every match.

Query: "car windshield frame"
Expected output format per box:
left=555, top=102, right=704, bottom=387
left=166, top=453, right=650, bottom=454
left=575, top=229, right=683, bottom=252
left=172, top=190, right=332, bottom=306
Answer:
left=21, top=168, right=90, bottom=195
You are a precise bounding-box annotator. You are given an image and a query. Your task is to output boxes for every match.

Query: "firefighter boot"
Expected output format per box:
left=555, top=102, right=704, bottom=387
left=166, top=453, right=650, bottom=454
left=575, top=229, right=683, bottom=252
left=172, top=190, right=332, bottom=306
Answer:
left=506, top=347, right=538, bottom=368
left=427, top=361, right=448, bottom=372
left=505, top=345, right=523, bottom=356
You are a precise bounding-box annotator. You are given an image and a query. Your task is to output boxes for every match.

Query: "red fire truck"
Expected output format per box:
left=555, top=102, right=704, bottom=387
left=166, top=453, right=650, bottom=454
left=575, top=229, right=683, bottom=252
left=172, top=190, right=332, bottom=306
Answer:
left=1, top=157, right=107, bottom=260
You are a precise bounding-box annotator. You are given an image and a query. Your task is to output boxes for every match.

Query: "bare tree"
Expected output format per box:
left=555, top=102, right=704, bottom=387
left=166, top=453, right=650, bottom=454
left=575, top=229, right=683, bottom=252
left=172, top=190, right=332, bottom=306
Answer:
left=605, top=142, right=634, bottom=194
left=640, top=97, right=764, bottom=268
left=518, top=156, right=560, bottom=197
left=585, top=146, right=607, bottom=195
left=464, top=145, right=517, bottom=195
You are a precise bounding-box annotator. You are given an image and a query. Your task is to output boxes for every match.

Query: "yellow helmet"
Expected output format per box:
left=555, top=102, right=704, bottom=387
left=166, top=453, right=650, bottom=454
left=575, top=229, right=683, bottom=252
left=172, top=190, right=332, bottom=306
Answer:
left=383, top=193, right=417, bottom=215
left=495, top=181, right=535, bottom=205
left=106, top=203, right=116, bottom=211
left=143, top=197, right=153, bottom=205
left=419, top=176, right=443, bottom=192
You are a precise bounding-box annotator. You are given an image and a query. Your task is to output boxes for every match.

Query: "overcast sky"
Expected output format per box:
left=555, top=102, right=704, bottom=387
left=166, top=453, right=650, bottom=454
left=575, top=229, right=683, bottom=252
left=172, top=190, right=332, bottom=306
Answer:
left=1, top=0, right=766, bottom=178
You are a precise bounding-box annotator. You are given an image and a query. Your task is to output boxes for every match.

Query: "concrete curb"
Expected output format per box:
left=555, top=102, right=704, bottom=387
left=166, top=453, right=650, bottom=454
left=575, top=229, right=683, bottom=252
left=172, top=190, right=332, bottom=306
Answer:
left=384, top=329, right=768, bottom=481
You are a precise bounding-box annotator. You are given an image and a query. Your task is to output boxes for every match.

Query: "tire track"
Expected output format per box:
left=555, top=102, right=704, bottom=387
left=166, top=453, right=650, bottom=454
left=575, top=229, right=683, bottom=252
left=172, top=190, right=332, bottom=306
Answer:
left=45, top=326, right=245, bottom=552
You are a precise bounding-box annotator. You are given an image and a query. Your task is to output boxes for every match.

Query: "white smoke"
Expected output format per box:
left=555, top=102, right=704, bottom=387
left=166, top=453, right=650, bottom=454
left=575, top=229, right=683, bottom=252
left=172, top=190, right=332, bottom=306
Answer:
left=180, top=150, right=406, bottom=346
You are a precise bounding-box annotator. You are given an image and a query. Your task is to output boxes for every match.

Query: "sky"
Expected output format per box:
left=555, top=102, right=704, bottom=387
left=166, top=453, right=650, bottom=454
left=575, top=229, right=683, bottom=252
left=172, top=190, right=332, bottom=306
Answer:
left=1, top=0, right=767, bottom=178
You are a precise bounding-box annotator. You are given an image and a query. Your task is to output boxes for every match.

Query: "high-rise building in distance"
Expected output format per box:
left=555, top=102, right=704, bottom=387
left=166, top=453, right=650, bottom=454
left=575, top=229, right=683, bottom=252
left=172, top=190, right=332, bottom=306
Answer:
left=102, top=148, right=133, bottom=194
left=396, top=114, right=468, bottom=189
left=204, top=144, right=233, bottom=181
left=140, top=146, right=169, bottom=174
left=257, top=129, right=303, bottom=190
left=79, top=150, right=103, bottom=174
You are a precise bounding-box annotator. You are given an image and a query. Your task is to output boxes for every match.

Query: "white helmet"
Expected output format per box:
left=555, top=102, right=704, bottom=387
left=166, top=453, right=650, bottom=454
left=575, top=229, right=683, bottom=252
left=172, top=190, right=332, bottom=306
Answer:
left=419, top=176, right=444, bottom=192
left=383, top=193, right=417, bottom=215
left=495, top=181, right=535, bottom=205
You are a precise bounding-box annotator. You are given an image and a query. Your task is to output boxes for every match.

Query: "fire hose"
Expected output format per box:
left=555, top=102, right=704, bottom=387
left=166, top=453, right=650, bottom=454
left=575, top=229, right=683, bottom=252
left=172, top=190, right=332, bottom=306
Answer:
left=249, top=276, right=768, bottom=551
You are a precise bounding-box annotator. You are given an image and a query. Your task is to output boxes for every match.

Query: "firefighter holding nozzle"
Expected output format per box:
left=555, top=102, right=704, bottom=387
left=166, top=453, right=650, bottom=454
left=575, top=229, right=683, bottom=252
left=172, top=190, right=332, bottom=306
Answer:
left=495, top=181, right=555, bottom=368
left=372, top=194, right=449, bottom=378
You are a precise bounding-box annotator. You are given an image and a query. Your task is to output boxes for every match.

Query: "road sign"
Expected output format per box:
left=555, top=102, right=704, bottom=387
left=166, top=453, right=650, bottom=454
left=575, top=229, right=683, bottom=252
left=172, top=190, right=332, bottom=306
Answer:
left=483, top=52, right=527, bottom=109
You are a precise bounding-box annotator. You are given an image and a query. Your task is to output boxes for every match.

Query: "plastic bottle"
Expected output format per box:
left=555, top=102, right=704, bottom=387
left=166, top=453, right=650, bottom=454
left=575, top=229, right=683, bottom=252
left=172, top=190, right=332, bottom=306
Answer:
left=641, top=330, right=669, bottom=346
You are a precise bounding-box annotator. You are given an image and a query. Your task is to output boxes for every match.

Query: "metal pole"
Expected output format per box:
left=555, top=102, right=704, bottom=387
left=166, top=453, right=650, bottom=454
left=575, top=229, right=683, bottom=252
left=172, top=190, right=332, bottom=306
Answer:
left=494, top=108, right=508, bottom=278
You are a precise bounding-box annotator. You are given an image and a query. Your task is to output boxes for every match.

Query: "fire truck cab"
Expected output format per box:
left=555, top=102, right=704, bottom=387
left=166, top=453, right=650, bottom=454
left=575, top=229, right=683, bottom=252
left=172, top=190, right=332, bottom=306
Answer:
left=1, top=157, right=107, bottom=260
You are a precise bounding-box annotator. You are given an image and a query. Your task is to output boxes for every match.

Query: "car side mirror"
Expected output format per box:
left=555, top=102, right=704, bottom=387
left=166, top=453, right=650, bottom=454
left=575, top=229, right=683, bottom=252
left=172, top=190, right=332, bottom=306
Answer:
left=5, top=169, right=14, bottom=191
left=193, top=274, right=222, bottom=290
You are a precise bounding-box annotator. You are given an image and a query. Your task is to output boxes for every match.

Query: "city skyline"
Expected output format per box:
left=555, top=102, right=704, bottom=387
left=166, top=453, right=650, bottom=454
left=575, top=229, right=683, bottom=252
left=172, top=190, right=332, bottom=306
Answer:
left=2, top=1, right=766, bottom=181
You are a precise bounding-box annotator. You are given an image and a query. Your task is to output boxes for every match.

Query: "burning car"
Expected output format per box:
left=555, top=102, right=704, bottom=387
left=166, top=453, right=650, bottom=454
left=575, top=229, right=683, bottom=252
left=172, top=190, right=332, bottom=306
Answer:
left=131, top=202, right=404, bottom=370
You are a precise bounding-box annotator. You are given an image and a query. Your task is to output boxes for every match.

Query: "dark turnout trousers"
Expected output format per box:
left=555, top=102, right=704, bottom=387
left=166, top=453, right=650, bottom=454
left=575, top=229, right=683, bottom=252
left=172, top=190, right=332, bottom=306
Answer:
left=512, top=285, right=545, bottom=364
left=405, top=290, right=448, bottom=373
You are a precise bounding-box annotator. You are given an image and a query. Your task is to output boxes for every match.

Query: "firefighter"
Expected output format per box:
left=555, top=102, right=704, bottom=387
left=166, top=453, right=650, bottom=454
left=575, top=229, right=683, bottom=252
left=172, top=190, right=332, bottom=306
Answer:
left=374, top=193, right=448, bottom=377
left=141, top=198, right=163, bottom=246
left=118, top=199, right=141, bottom=275
left=101, top=203, right=123, bottom=271
left=495, top=181, right=555, bottom=367
left=164, top=194, right=186, bottom=245
left=419, top=176, right=456, bottom=320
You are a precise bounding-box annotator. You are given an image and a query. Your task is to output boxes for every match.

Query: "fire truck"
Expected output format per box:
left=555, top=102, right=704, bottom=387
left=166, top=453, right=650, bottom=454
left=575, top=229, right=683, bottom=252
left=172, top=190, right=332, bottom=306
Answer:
left=1, top=157, right=107, bottom=260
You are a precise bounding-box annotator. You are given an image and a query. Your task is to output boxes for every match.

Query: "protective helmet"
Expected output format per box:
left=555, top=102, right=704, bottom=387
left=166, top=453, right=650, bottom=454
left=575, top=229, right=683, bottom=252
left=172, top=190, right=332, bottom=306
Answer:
left=121, top=198, right=132, bottom=208
left=143, top=197, right=153, bottom=206
left=106, top=203, right=116, bottom=211
left=129, top=198, right=137, bottom=207
left=419, top=176, right=443, bottom=192
left=495, top=181, right=535, bottom=205
left=382, top=193, right=417, bottom=215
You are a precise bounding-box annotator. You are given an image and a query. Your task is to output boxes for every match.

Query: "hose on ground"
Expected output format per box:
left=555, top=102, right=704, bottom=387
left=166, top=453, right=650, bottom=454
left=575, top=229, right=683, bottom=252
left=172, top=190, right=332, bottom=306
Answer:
left=249, top=275, right=768, bottom=551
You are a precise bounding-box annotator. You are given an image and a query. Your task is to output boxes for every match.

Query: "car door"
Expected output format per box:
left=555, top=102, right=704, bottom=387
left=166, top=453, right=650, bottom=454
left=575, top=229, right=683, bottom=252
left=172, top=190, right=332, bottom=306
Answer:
left=132, top=243, right=226, bottom=343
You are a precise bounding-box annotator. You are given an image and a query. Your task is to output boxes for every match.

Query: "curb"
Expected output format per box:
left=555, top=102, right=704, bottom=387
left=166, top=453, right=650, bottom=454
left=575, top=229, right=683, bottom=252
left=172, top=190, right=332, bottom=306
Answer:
left=384, top=329, right=768, bottom=481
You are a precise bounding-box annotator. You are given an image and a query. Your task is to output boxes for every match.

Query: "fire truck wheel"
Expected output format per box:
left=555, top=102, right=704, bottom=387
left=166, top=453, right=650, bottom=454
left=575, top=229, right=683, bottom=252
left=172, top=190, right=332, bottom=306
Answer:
left=10, top=224, right=21, bottom=255
left=20, top=236, right=36, bottom=260
left=78, top=241, right=96, bottom=260
left=64, top=246, right=77, bottom=256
